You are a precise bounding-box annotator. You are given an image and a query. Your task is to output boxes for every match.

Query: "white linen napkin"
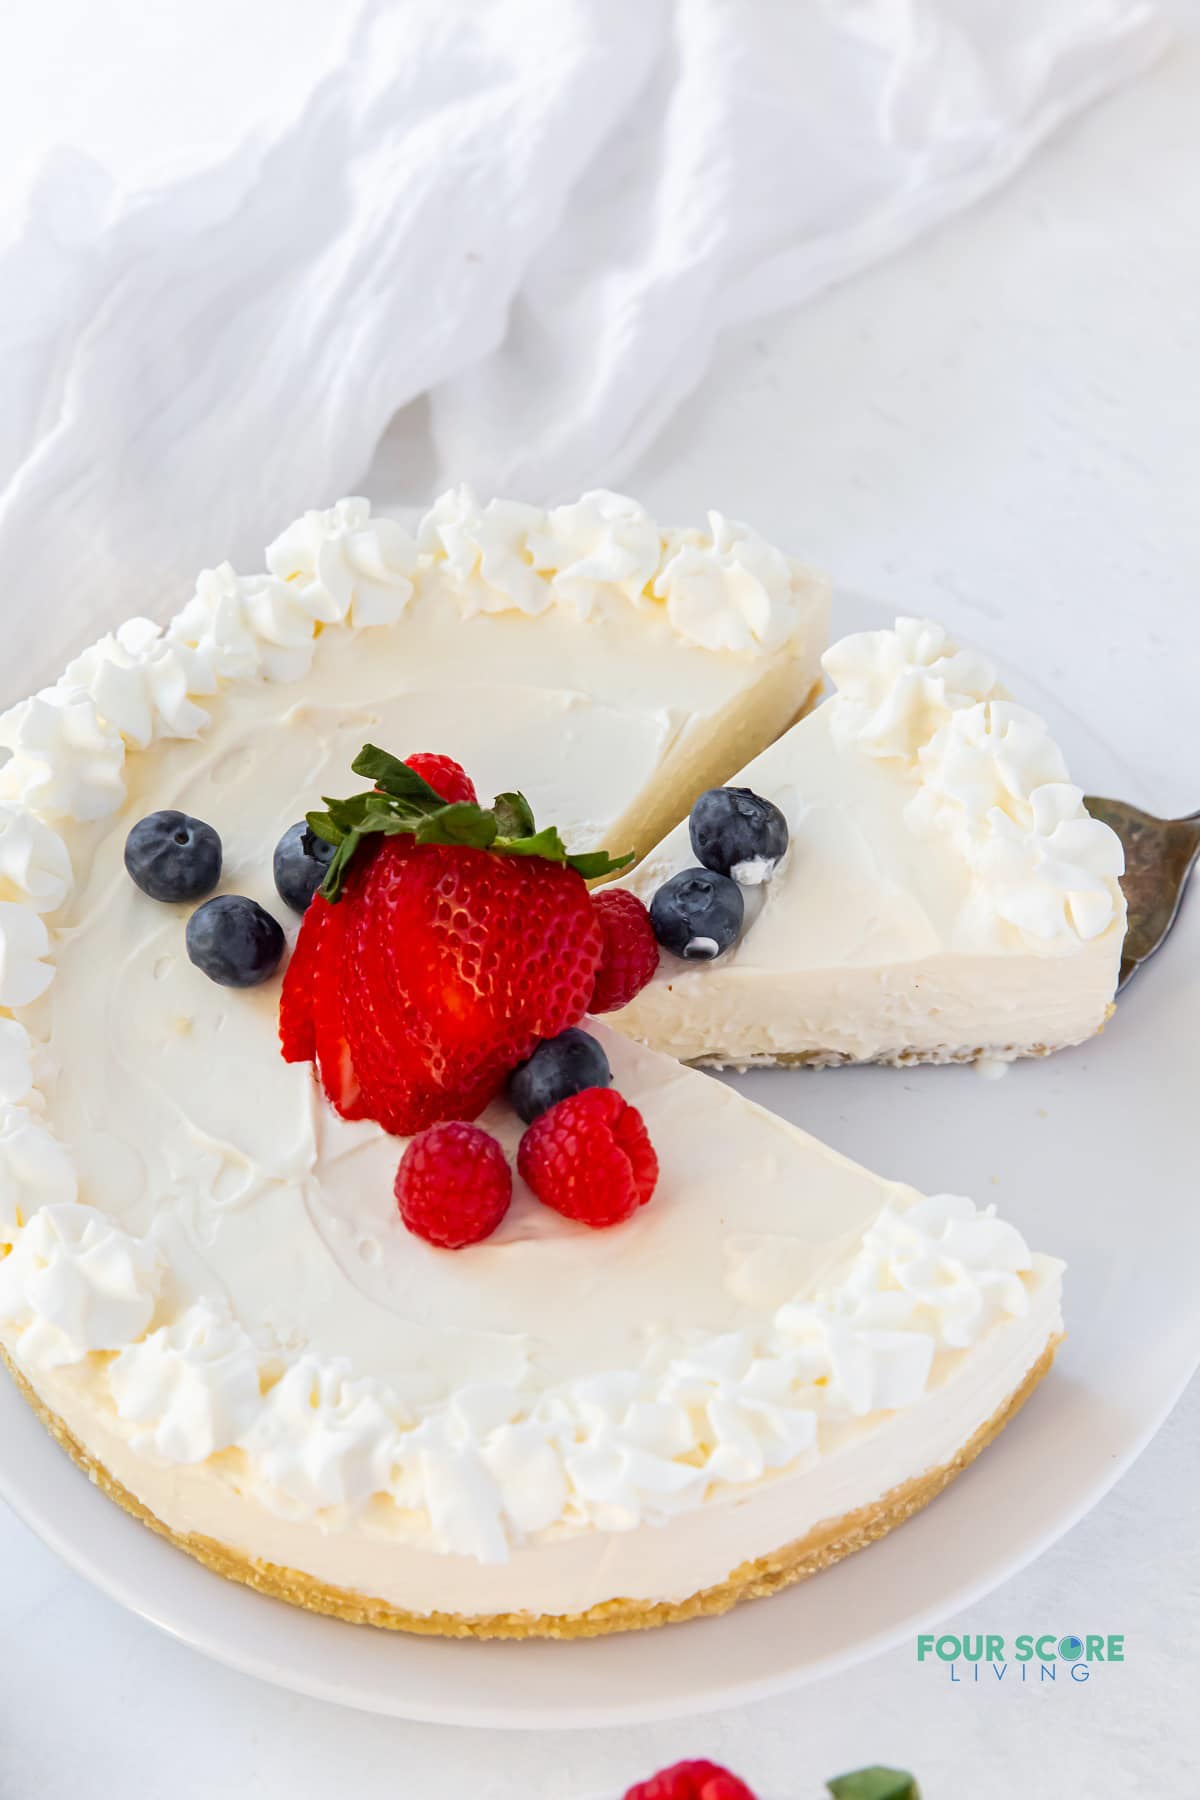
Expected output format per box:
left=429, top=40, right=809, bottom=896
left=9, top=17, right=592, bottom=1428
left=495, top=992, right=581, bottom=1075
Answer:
left=0, top=0, right=1166, bottom=704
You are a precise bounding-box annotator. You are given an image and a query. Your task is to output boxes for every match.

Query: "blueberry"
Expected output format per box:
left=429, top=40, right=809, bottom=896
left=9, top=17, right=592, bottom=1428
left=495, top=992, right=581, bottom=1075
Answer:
left=508, top=1028, right=612, bottom=1124
left=186, top=895, right=286, bottom=988
left=124, top=811, right=222, bottom=903
left=649, top=868, right=744, bottom=960
left=273, top=822, right=336, bottom=913
left=689, top=786, right=789, bottom=885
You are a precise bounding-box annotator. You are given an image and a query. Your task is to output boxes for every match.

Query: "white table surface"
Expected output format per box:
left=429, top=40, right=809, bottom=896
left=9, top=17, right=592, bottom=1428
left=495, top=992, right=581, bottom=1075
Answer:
left=2, top=27, right=1198, bottom=1800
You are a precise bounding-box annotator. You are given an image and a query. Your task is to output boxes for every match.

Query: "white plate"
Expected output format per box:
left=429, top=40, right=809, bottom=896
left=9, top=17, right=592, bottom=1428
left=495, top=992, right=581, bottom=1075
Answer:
left=2, top=607, right=1197, bottom=1727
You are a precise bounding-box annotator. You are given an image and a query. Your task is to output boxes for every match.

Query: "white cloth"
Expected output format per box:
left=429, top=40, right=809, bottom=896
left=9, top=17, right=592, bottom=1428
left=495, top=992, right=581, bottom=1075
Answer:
left=0, top=0, right=1166, bottom=705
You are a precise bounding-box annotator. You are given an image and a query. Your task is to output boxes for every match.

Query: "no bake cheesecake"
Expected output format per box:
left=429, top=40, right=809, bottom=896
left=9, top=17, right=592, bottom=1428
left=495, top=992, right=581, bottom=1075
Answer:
left=0, top=497, right=1069, bottom=1637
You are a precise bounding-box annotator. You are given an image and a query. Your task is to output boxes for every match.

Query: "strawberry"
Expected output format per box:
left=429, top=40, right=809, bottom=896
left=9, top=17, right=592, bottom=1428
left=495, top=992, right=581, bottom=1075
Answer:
left=278, top=896, right=324, bottom=1064
left=346, top=840, right=603, bottom=1129
left=310, top=879, right=371, bottom=1121
left=280, top=746, right=631, bottom=1136
left=624, top=1763, right=757, bottom=1800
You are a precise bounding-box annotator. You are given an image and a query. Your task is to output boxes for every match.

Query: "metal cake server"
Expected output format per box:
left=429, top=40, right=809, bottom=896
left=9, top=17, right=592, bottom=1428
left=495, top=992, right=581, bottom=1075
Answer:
left=1084, top=796, right=1200, bottom=991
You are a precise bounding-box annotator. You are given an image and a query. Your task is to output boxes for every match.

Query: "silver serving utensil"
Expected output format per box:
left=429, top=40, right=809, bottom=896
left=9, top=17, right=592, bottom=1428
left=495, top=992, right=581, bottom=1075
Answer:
left=1084, top=796, right=1200, bottom=990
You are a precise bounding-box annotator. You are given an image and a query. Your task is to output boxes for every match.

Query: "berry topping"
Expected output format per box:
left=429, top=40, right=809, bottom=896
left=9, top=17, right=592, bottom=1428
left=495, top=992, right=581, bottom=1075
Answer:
left=280, top=744, right=635, bottom=1136
left=279, top=894, right=327, bottom=1063
left=402, top=753, right=478, bottom=806
left=348, top=840, right=603, bottom=1132
left=508, top=1027, right=612, bottom=1124
left=517, top=1087, right=657, bottom=1228
left=395, top=1121, right=512, bottom=1248
left=589, top=888, right=660, bottom=1012
left=624, top=1760, right=757, bottom=1800
left=273, top=822, right=336, bottom=914
left=186, top=895, right=286, bottom=988
left=649, top=868, right=744, bottom=960
left=124, top=811, right=222, bottom=904
left=689, top=786, right=789, bottom=885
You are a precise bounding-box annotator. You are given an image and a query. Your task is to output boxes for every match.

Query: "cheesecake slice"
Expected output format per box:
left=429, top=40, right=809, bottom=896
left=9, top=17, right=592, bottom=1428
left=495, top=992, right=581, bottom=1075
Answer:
left=609, top=618, right=1127, bottom=1069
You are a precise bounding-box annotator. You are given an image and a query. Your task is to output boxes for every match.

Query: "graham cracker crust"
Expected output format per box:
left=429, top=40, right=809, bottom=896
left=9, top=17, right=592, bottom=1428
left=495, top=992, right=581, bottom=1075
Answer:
left=689, top=1005, right=1116, bottom=1073
left=694, top=1043, right=1056, bottom=1072
left=1, top=1332, right=1060, bottom=1640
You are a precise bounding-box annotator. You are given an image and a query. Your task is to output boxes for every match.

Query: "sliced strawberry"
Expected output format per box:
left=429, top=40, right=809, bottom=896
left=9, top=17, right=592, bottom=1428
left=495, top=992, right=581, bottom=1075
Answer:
left=278, top=898, right=324, bottom=1064
left=340, top=843, right=499, bottom=1131
left=383, top=844, right=603, bottom=1087
left=311, top=877, right=371, bottom=1121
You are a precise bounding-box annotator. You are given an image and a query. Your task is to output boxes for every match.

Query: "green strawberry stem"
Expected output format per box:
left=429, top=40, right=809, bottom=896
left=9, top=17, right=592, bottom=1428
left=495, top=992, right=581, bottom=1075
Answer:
left=827, top=1770, right=920, bottom=1800
left=307, top=744, right=635, bottom=901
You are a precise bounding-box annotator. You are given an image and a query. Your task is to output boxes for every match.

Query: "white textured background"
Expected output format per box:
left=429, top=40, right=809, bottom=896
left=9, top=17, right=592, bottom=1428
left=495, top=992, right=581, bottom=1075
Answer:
left=2, top=21, right=1199, bottom=1800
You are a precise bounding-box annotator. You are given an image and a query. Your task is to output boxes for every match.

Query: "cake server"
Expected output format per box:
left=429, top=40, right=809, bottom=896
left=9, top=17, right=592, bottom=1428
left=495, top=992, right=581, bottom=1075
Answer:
left=1084, top=797, right=1200, bottom=990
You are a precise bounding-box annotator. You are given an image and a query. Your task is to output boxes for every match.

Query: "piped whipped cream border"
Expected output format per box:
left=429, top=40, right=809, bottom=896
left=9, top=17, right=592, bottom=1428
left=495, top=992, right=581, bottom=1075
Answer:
left=0, top=499, right=1047, bottom=1563
left=823, top=618, right=1125, bottom=945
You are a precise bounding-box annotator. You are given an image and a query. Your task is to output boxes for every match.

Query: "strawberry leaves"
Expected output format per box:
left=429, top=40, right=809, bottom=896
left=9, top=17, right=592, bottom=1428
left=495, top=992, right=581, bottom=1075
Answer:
left=307, top=745, right=635, bottom=900
left=826, top=1771, right=920, bottom=1800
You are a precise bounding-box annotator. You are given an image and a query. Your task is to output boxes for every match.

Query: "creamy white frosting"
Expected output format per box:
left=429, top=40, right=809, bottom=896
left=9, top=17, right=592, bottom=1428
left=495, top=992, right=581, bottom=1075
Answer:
left=0, top=804, right=73, bottom=914
left=654, top=512, right=806, bottom=654
left=0, top=903, right=54, bottom=1007
left=64, top=617, right=216, bottom=748
left=822, top=621, right=1125, bottom=945
left=527, top=489, right=662, bottom=616
left=823, top=615, right=1000, bottom=758
left=417, top=486, right=820, bottom=653
left=170, top=564, right=340, bottom=686
left=418, top=487, right=552, bottom=617
left=0, top=1102, right=78, bottom=1250
left=0, top=1203, right=160, bottom=1370
left=980, top=783, right=1125, bottom=942
left=110, top=1297, right=263, bottom=1464
left=266, top=497, right=418, bottom=630
left=0, top=687, right=127, bottom=822
left=0, top=1019, right=35, bottom=1105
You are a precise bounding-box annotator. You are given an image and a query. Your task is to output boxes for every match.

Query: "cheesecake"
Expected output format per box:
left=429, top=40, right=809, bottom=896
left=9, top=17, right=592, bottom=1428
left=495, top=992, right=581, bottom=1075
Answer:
left=0, top=507, right=1064, bottom=1638
left=609, top=618, right=1127, bottom=1070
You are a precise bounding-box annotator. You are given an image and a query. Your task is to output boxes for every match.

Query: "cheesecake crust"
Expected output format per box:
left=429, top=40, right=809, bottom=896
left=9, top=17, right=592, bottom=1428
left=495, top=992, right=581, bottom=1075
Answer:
left=686, top=1005, right=1116, bottom=1073
left=2, top=1332, right=1060, bottom=1640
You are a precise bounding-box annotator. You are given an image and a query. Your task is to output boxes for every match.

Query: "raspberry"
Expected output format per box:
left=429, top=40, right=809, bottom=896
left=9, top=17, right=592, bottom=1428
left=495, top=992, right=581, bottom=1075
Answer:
left=589, top=888, right=659, bottom=1013
left=517, top=1087, right=657, bottom=1228
left=624, top=1762, right=757, bottom=1800
left=404, top=753, right=478, bottom=806
left=395, top=1122, right=512, bottom=1248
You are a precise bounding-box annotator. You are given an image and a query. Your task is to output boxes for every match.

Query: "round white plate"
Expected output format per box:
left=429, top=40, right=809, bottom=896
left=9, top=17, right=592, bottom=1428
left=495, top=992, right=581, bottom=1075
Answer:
left=2, top=604, right=1196, bottom=1726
